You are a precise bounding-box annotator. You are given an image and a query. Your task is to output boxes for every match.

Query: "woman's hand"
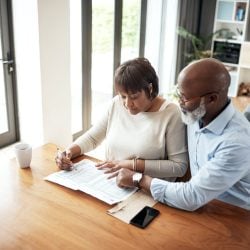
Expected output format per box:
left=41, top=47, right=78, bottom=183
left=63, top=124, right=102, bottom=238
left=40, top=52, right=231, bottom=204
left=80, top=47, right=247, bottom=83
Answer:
left=96, top=160, right=133, bottom=174
left=55, top=149, right=73, bottom=171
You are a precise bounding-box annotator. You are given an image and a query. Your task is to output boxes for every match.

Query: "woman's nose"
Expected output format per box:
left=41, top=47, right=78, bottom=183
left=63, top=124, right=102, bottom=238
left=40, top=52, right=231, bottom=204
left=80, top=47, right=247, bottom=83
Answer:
left=124, top=98, right=133, bottom=108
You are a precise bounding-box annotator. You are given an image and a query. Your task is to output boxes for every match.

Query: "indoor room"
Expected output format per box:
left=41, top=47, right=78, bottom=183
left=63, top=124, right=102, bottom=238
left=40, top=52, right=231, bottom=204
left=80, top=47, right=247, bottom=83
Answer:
left=0, top=0, right=249, bottom=249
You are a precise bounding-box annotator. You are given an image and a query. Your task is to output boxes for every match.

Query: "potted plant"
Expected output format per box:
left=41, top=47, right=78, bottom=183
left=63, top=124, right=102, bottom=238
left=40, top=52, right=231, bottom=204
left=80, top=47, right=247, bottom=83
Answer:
left=177, top=26, right=236, bottom=63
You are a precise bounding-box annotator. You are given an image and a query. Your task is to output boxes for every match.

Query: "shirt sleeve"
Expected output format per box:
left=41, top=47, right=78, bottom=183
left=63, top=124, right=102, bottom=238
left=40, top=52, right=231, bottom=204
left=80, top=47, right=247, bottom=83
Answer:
left=144, top=104, right=189, bottom=178
left=150, top=139, right=250, bottom=211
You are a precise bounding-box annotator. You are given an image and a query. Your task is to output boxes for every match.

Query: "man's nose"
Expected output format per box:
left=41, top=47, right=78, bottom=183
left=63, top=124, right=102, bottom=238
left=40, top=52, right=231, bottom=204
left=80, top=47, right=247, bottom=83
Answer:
left=177, top=96, right=184, bottom=105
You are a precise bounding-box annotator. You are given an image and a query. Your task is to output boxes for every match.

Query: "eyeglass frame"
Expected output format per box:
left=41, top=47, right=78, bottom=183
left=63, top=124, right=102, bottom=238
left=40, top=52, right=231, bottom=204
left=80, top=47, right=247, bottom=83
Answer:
left=175, top=87, right=219, bottom=104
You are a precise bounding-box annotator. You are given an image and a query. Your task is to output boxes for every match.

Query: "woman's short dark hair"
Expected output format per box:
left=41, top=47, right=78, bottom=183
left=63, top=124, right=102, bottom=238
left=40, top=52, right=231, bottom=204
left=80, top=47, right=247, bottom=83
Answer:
left=114, top=57, right=159, bottom=99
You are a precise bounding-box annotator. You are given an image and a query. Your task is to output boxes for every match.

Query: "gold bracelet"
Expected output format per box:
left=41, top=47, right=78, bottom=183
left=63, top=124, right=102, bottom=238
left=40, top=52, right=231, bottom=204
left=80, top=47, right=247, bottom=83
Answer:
left=134, top=158, right=137, bottom=172
left=132, top=159, right=136, bottom=171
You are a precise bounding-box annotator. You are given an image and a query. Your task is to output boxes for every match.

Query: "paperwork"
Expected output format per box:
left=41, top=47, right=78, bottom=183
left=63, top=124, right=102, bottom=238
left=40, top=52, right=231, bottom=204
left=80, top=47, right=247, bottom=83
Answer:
left=44, top=159, right=137, bottom=205
left=107, top=190, right=157, bottom=223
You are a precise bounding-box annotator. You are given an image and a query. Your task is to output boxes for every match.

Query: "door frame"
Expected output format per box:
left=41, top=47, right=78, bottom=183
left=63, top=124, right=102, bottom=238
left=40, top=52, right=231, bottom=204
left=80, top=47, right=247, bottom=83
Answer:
left=0, top=0, right=19, bottom=148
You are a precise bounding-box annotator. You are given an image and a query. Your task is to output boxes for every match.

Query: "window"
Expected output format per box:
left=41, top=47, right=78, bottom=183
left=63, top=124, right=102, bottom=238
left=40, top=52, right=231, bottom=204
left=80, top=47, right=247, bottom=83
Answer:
left=91, top=0, right=115, bottom=124
left=121, top=0, right=141, bottom=62
left=71, top=0, right=147, bottom=140
left=71, top=0, right=179, bottom=140
left=70, top=0, right=82, bottom=134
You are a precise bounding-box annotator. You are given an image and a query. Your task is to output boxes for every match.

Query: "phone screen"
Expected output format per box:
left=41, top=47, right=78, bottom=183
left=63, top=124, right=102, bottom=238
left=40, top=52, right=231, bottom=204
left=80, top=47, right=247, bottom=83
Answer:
left=130, top=206, right=160, bottom=229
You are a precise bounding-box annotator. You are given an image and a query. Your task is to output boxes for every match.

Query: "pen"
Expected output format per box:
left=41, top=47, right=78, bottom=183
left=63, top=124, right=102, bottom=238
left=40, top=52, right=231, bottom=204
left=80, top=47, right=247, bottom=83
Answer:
left=57, top=147, right=65, bottom=157
left=57, top=147, right=74, bottom=169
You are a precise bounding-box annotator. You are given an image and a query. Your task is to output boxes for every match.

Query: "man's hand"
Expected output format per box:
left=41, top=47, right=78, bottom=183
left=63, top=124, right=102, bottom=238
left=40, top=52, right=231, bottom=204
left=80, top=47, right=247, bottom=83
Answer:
left=116, top=168, right=153, bottom=193
left=116, top=168, right=135, bottom=188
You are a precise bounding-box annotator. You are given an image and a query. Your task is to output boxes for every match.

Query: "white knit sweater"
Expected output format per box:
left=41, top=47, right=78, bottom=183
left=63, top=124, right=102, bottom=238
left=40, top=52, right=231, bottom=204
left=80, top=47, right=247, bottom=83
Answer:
left=74, top=95, right=188, bottom=180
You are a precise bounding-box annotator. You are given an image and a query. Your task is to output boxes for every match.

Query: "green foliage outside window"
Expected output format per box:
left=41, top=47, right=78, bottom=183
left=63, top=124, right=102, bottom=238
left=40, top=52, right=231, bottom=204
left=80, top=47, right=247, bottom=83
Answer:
left=92, top=1, right=140, bottom=53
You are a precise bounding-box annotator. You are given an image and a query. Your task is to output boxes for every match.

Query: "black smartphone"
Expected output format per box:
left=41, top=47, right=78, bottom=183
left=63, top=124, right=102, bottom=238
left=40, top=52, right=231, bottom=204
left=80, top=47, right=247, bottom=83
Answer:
left=130, top=206, right=160, bottom=229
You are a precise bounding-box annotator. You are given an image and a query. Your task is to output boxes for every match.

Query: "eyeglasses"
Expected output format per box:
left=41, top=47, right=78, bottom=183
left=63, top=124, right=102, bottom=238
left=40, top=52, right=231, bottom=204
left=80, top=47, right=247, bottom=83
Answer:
left=175, top=88, right=218, bottom=104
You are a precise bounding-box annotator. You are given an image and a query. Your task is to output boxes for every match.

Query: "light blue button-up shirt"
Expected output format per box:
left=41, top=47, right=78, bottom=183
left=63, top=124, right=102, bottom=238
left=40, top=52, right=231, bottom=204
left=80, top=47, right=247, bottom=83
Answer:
left=151, top=101, right=250, bottom=211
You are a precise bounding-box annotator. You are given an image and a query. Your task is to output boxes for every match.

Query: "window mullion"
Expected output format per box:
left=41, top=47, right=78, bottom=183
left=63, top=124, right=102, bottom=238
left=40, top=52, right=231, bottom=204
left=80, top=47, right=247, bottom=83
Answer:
left=73, top=0, right=92, bottom=140
left=113, top=0, right=122, bottom=96
left=139, top=0, right=147, bottom=57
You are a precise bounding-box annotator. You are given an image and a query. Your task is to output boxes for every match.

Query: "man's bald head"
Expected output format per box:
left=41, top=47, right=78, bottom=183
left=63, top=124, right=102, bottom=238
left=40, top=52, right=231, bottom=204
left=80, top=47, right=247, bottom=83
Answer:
left=177, top=58, right=231, bottom=126
left=178, top=58, right=230, bottom=96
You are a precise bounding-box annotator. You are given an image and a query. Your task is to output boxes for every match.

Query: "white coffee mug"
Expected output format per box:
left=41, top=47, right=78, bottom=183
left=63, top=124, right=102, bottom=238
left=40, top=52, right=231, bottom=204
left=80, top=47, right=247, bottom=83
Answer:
left=14, top=143, right=32, bottom=168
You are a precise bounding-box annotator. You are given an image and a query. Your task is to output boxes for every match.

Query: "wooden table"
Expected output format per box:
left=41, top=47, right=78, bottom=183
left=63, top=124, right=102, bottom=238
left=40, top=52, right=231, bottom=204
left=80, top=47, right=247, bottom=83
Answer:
left=0, top=143, right=249, bottom=249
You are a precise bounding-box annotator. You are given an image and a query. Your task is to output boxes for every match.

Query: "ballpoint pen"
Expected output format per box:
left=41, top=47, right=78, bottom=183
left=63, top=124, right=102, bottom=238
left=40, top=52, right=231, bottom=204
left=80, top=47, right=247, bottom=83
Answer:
left=56, top=147, right=64, bottom=157
left=56, top=147, right=74, bottom=169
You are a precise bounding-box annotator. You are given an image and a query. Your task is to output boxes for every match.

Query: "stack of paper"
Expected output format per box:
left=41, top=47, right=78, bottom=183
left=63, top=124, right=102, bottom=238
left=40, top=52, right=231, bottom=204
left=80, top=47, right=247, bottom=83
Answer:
left=44, top=159, right=137, bottom=205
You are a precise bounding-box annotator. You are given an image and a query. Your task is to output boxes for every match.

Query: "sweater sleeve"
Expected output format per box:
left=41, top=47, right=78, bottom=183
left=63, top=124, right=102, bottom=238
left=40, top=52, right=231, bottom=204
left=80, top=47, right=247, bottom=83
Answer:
left=73, top=99, right=113, bottom=154
left=144, top=104, right=189, bottom=179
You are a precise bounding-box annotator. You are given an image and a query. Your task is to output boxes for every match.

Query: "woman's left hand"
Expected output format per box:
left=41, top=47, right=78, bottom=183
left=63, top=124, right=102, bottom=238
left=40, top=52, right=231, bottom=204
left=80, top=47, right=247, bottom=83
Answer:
left=96, top=160, right=132, bottom=174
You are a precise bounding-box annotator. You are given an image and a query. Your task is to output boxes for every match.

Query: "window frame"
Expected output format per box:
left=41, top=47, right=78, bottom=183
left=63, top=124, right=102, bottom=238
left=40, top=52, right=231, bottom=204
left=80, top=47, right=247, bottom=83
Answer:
left=0, top=0, right=19, bottom=148
left=73, top=0, right=147, bottom=140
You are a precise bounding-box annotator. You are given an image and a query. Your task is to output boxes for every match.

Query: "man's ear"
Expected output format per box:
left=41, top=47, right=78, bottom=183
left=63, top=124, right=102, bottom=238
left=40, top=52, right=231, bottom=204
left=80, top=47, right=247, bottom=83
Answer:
left=208, top=93, right=219, bottom=103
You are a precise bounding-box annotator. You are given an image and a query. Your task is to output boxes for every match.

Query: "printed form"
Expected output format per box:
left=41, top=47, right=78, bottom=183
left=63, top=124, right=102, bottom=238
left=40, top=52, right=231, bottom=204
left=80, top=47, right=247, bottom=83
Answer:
left=44, top=160, right=137, bottom=205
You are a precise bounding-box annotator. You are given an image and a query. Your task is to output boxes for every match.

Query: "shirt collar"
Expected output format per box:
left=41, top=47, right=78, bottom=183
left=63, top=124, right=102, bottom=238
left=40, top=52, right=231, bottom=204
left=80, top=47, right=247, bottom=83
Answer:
left=196, top=100, right=235, bottom=135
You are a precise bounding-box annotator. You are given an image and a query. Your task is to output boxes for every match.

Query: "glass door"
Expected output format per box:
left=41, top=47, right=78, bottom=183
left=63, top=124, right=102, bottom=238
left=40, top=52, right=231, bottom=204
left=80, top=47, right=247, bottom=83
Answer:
left=0, top=0, right=18, bottom=148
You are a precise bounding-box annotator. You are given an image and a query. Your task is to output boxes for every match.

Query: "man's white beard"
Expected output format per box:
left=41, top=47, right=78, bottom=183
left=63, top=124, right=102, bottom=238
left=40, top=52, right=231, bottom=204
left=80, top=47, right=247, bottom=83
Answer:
left=181, top=100, right=206, bottom=125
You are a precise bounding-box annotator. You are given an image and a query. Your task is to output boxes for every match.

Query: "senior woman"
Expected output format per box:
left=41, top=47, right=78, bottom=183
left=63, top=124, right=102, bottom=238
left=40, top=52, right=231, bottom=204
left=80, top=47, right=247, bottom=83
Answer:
left=56, top=57, right=188, bottom=181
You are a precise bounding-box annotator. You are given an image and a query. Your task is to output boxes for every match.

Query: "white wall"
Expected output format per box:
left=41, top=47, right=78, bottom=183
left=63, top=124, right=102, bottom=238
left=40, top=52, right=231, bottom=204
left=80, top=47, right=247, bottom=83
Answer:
left=12, top=0, right=72, bottom=148
left=38, top=0, right=72, bottom=147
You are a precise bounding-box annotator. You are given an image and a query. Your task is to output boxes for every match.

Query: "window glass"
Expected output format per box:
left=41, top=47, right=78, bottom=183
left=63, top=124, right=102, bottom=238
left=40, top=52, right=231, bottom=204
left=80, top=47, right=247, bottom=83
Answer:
left=92, top=0, right=114, bottom=125
left=0, top=16, right=8, bottom=134
left=121, top=0, right=141, bottom=62
left=70, top=0, right=82, bottom=134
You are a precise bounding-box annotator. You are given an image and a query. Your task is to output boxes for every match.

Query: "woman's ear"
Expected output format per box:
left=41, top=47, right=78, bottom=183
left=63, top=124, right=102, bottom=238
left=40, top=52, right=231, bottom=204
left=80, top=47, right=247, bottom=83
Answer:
left=149, top=83, right=153, bottom=94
